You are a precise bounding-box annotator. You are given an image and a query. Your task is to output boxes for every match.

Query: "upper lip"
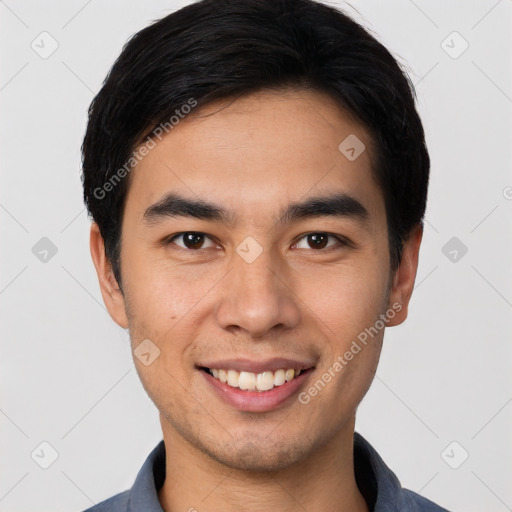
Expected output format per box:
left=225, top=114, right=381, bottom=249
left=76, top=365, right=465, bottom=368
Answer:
left=198, top=357, right=316, bottom=374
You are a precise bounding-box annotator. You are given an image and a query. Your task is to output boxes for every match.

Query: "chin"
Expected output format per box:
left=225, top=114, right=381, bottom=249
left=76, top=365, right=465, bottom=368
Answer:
left=200, top=435, right=315, bottom=473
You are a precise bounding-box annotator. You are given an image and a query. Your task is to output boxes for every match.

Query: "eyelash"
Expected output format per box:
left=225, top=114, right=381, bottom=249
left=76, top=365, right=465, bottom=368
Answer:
left=165, top=232, right=351, bottom=252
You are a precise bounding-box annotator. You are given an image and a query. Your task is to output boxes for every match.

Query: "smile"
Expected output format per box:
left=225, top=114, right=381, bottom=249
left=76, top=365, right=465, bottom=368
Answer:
left=204, top=367, right=302, bottom=392
left=198, top=358, right=316, bottom=412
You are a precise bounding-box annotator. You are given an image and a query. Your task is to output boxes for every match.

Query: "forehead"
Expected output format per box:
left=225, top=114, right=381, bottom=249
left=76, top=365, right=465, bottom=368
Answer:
left=124, top=88, right=384, bottom=224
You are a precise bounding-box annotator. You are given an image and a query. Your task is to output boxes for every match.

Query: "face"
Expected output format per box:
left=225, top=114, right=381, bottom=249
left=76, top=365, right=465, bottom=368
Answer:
left=91, top=88, right=421, bottom=472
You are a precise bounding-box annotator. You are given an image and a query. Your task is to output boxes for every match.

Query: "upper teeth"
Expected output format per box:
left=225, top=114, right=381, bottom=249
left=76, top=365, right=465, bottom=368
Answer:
left=209, top=368, right=300, bottom=392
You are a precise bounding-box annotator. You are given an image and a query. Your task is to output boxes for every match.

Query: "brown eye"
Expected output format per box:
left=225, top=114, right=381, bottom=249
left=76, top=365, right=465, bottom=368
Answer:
left=307, top=233, right=328, bottom=249
left=183, top=232, right=205, bottom=249
left=293, top=232, right=347, bottom=251
left=169, top=232, right=217, bottom=250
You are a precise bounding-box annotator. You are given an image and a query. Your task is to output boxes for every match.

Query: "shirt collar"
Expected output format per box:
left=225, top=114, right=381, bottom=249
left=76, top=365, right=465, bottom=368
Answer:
left=126, top=439, right=166, bottom=512
left=126, top=432, right=421, bottom=512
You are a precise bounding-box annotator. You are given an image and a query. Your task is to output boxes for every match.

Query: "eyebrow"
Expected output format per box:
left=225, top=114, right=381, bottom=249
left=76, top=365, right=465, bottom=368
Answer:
left=143, top=191, right=369, bottom=228
left=143, top=193, right=234, bottom=225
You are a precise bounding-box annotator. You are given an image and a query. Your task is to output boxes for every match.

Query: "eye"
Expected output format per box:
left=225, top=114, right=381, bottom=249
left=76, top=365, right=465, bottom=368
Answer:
left=293, top=232, right=346, bottom=250
left=168, top=232, right=217, bottom=250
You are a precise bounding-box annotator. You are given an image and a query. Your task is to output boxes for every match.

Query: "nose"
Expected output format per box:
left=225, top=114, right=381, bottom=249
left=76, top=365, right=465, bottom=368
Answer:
left=215, top=249, right=301, bottom=338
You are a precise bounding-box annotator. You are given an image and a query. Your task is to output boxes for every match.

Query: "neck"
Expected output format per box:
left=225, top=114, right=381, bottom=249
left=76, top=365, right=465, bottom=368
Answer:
left=157, top=417, right=369, bottom=512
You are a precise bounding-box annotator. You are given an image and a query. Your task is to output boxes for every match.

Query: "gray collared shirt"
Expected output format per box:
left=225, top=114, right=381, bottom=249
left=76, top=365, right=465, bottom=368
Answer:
left=82, top=432, right=450, bottom=511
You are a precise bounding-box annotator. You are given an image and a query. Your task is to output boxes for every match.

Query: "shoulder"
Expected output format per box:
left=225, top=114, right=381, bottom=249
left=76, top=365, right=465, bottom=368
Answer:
left=400, top=489, right=451, bottom=512
left=80, top=490, right=130, bottom=512
left=78, top=440, right=165, bottom=512
left=353, top=432, right=450, bottom=512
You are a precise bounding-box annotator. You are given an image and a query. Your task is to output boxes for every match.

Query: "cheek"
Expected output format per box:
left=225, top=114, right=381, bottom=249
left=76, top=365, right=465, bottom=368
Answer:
left=294, top=261, right=389, bottom=337
left=121, top=251, right=227, bottom=387
left=121, top=246, right=221, bottom=335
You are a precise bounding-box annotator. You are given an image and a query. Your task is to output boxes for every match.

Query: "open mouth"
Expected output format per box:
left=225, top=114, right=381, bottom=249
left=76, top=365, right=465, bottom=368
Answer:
left=200, top=367, right=311, bottom=392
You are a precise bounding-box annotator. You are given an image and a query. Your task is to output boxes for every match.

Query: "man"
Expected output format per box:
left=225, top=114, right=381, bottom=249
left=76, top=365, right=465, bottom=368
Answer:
left=82, top=0, right=449, bottom=510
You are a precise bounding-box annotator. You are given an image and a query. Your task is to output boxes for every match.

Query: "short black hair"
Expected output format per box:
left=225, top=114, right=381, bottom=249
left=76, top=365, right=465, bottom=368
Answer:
left=82, top=0, right=429, bottom=287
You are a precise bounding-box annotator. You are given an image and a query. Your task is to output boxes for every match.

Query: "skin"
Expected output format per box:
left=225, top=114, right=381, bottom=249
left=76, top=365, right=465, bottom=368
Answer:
left=90, top=88, right=422, bottom=512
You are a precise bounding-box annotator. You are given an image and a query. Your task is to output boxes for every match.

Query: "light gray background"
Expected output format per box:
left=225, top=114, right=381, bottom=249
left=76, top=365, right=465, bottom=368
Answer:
left=1, top=1, right=511, bottom=511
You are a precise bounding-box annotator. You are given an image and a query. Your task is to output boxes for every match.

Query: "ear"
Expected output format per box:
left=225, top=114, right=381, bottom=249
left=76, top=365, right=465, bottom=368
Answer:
left=386, top=224, right=423, bottom=327
left=89, top=223, right=129, bottom=329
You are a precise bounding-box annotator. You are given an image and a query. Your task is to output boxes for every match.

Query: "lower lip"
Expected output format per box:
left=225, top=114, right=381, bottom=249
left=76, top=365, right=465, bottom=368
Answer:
left=201, top=369, right=313, bottom=412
